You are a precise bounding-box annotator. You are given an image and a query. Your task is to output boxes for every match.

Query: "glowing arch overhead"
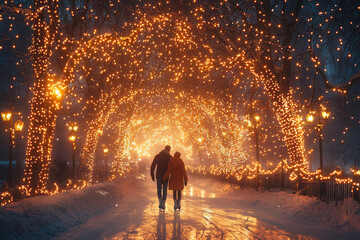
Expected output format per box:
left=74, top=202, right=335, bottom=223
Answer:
left=24, top=10, right=307, bottom=194
left=78, top=88, right=249, bottom=182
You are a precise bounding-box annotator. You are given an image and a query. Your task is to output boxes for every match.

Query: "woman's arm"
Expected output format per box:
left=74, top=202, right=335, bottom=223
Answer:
left=182, top=161, right=188, bottom=182
left=163, top=161, right=172, bottom=180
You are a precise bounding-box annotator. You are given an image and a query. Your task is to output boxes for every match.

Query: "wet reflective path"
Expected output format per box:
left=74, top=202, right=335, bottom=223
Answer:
left=54, top=176, right=335, bottom=240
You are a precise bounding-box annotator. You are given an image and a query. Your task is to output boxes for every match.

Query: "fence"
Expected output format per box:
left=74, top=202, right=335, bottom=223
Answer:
left=189, top=170, right=360, bottom=203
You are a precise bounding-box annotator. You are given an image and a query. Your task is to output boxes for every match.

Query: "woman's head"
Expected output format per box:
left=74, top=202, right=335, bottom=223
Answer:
left=174, top=151, right=181, bottom=158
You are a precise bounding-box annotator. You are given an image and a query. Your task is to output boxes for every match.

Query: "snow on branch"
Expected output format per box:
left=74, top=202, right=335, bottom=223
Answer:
left=316, top=67, right=360, bottom=93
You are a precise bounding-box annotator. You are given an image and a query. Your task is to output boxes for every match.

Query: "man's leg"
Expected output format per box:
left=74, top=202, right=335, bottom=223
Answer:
left=162, top=179, right=168, bottom=209
left=156, top=179, right=163, bottom=209
left=173, top=190, right=177, bottom=210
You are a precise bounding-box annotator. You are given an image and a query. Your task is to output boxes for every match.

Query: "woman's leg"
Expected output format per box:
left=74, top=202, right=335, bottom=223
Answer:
left=173, top=190, right=182, bottom=210
left=177, top=190, right=182, bottom=210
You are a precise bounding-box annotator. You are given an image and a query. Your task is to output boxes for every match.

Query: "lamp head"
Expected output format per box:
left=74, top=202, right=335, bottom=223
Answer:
left=306, top=114, right=314, bottom=122
left=14, top=120, right=24, bottom=132
left=69, top=135, right=76, bottom=142
left=1, top=110, right=12, bottom=122
left=321, top=110, right=330, bottom=120
left=69, top=123, right=78, bottom=132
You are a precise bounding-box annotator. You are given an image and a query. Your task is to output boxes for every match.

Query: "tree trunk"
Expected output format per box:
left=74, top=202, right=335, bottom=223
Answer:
left=23, top=0, right=59, bottom=196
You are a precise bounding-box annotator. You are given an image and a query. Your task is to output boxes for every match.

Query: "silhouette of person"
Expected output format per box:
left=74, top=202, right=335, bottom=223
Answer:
left=151, top=145, right=172, bottom=212
left=163, top=151, right=188, bottom=212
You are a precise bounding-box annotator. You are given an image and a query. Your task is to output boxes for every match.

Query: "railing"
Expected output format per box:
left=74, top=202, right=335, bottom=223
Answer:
left=188, top=169, right=360, bottom=203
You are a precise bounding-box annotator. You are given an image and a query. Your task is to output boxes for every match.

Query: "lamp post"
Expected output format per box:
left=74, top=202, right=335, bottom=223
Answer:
left=68, top=123, right=78, bottom=179
left=103, top=147, right=109, bottom=180
left=307, top=106, right=330, bottom=199
left=1, top=109, right=24, bottom=187
left=306, top=106, right=330, bottom=171
left=248, top=114, right=261, bottom=191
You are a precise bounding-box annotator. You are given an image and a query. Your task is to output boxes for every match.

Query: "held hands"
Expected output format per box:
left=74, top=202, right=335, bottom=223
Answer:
left=152, top=176, right=155, bottom=182
left=184, top=181, right=187, bottom=186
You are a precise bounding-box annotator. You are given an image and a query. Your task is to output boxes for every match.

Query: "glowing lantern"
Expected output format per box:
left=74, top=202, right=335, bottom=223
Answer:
left=1, top=110, right=12, bottom=122
left=306, top=114, right=314, bottom=122
left=69, top=123, right=78, bottom=132
left=14, top=120, right=24, bottom=132
left=321, top=110, right=330, bottom=120
left=69, top=135, right=76, bottom=142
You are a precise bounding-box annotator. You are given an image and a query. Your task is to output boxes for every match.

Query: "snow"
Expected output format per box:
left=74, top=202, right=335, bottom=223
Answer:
left=195, top=177, right=360, bottom=235
left=0, top=174, right=359, bottom=239
left=0, top=175, right=141, bottom=240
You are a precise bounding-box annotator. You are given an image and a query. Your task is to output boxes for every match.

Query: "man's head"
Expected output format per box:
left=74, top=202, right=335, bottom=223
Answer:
left=164, top=145, right=171, bottom=153
left=174, top=151, right=181, bottom=158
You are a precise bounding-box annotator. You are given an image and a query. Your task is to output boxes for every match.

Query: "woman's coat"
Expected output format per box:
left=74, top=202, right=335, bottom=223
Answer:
left=163, top=157, right=188, bottom=190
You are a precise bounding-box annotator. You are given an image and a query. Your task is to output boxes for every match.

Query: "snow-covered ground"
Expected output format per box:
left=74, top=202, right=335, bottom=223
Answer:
left=0, top=173, right=359, bottom=239
left=0, top=175, right=141, bottom=240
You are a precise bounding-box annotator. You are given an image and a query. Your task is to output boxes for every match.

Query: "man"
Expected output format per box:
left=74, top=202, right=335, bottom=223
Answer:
left=151, top=145, right=172, bottom=212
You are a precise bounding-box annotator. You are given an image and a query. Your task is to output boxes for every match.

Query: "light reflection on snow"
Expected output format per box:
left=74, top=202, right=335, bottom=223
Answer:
left=200, top=189, right=205, bottom=198
left=55, top=179, right=320, bottom=240
left=107, top=181, right=318, bottom=240
left=183, top=185, right=216, bottom=199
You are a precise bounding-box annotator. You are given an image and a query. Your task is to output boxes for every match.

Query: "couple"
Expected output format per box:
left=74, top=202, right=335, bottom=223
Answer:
left=150, top=145, right=188, bottom=213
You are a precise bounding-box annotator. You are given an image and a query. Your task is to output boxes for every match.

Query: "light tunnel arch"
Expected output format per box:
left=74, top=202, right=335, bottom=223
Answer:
left=52, top=11, right=307, bottom=184
left=78, top=88, right=250, bottom=182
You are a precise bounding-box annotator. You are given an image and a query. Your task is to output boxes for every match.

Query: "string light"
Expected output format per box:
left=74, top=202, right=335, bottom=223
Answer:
left=0, top=0, right=358, bottom=202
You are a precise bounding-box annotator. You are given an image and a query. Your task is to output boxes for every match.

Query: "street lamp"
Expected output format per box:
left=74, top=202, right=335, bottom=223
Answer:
left=103, top=147, right=109, bottom=180
left=68, top=123, right=78, bottom=179
left=307, top=107, right=330, bottom=171
left=307, top=106, right=330, bottom=200
left=1, top=109, right=24, bottom=187
left=317, top=109, right=330, bottom=171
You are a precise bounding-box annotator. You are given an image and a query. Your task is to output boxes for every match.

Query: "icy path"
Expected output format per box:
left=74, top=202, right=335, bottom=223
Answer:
left=52, top=175, right=355, bottom=240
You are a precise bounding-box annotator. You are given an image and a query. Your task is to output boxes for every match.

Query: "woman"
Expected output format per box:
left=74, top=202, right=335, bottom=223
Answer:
left=163, top=151, right=188, bottom=212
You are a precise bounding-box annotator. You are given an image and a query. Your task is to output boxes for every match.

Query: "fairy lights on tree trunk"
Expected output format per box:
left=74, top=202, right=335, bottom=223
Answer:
left=23, top=0, right=60, bottom=196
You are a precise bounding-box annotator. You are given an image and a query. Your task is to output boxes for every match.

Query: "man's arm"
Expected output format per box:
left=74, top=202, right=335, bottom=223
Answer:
left=150, top=156, right=157, bottom=181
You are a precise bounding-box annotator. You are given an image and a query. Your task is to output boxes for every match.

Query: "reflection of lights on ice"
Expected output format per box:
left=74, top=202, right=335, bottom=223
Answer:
left=189, top=187, right=193, bottom=197
left=201, top=190, right=205, bottom=198
left=202, top=208, right=213, bottom=221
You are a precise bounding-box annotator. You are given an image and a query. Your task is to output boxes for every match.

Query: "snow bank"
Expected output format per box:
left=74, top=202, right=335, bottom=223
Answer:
left=0, top=175, right=142, bottom=240
left=193, top=176, right=360, bottom=234
left=340, top=198, right=360, bottom=232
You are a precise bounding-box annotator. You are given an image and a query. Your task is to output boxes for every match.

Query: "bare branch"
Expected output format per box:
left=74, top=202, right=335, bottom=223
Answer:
left=0, top=4, right=33, bottom=15
left=316, top=67, right=360, bottom=92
